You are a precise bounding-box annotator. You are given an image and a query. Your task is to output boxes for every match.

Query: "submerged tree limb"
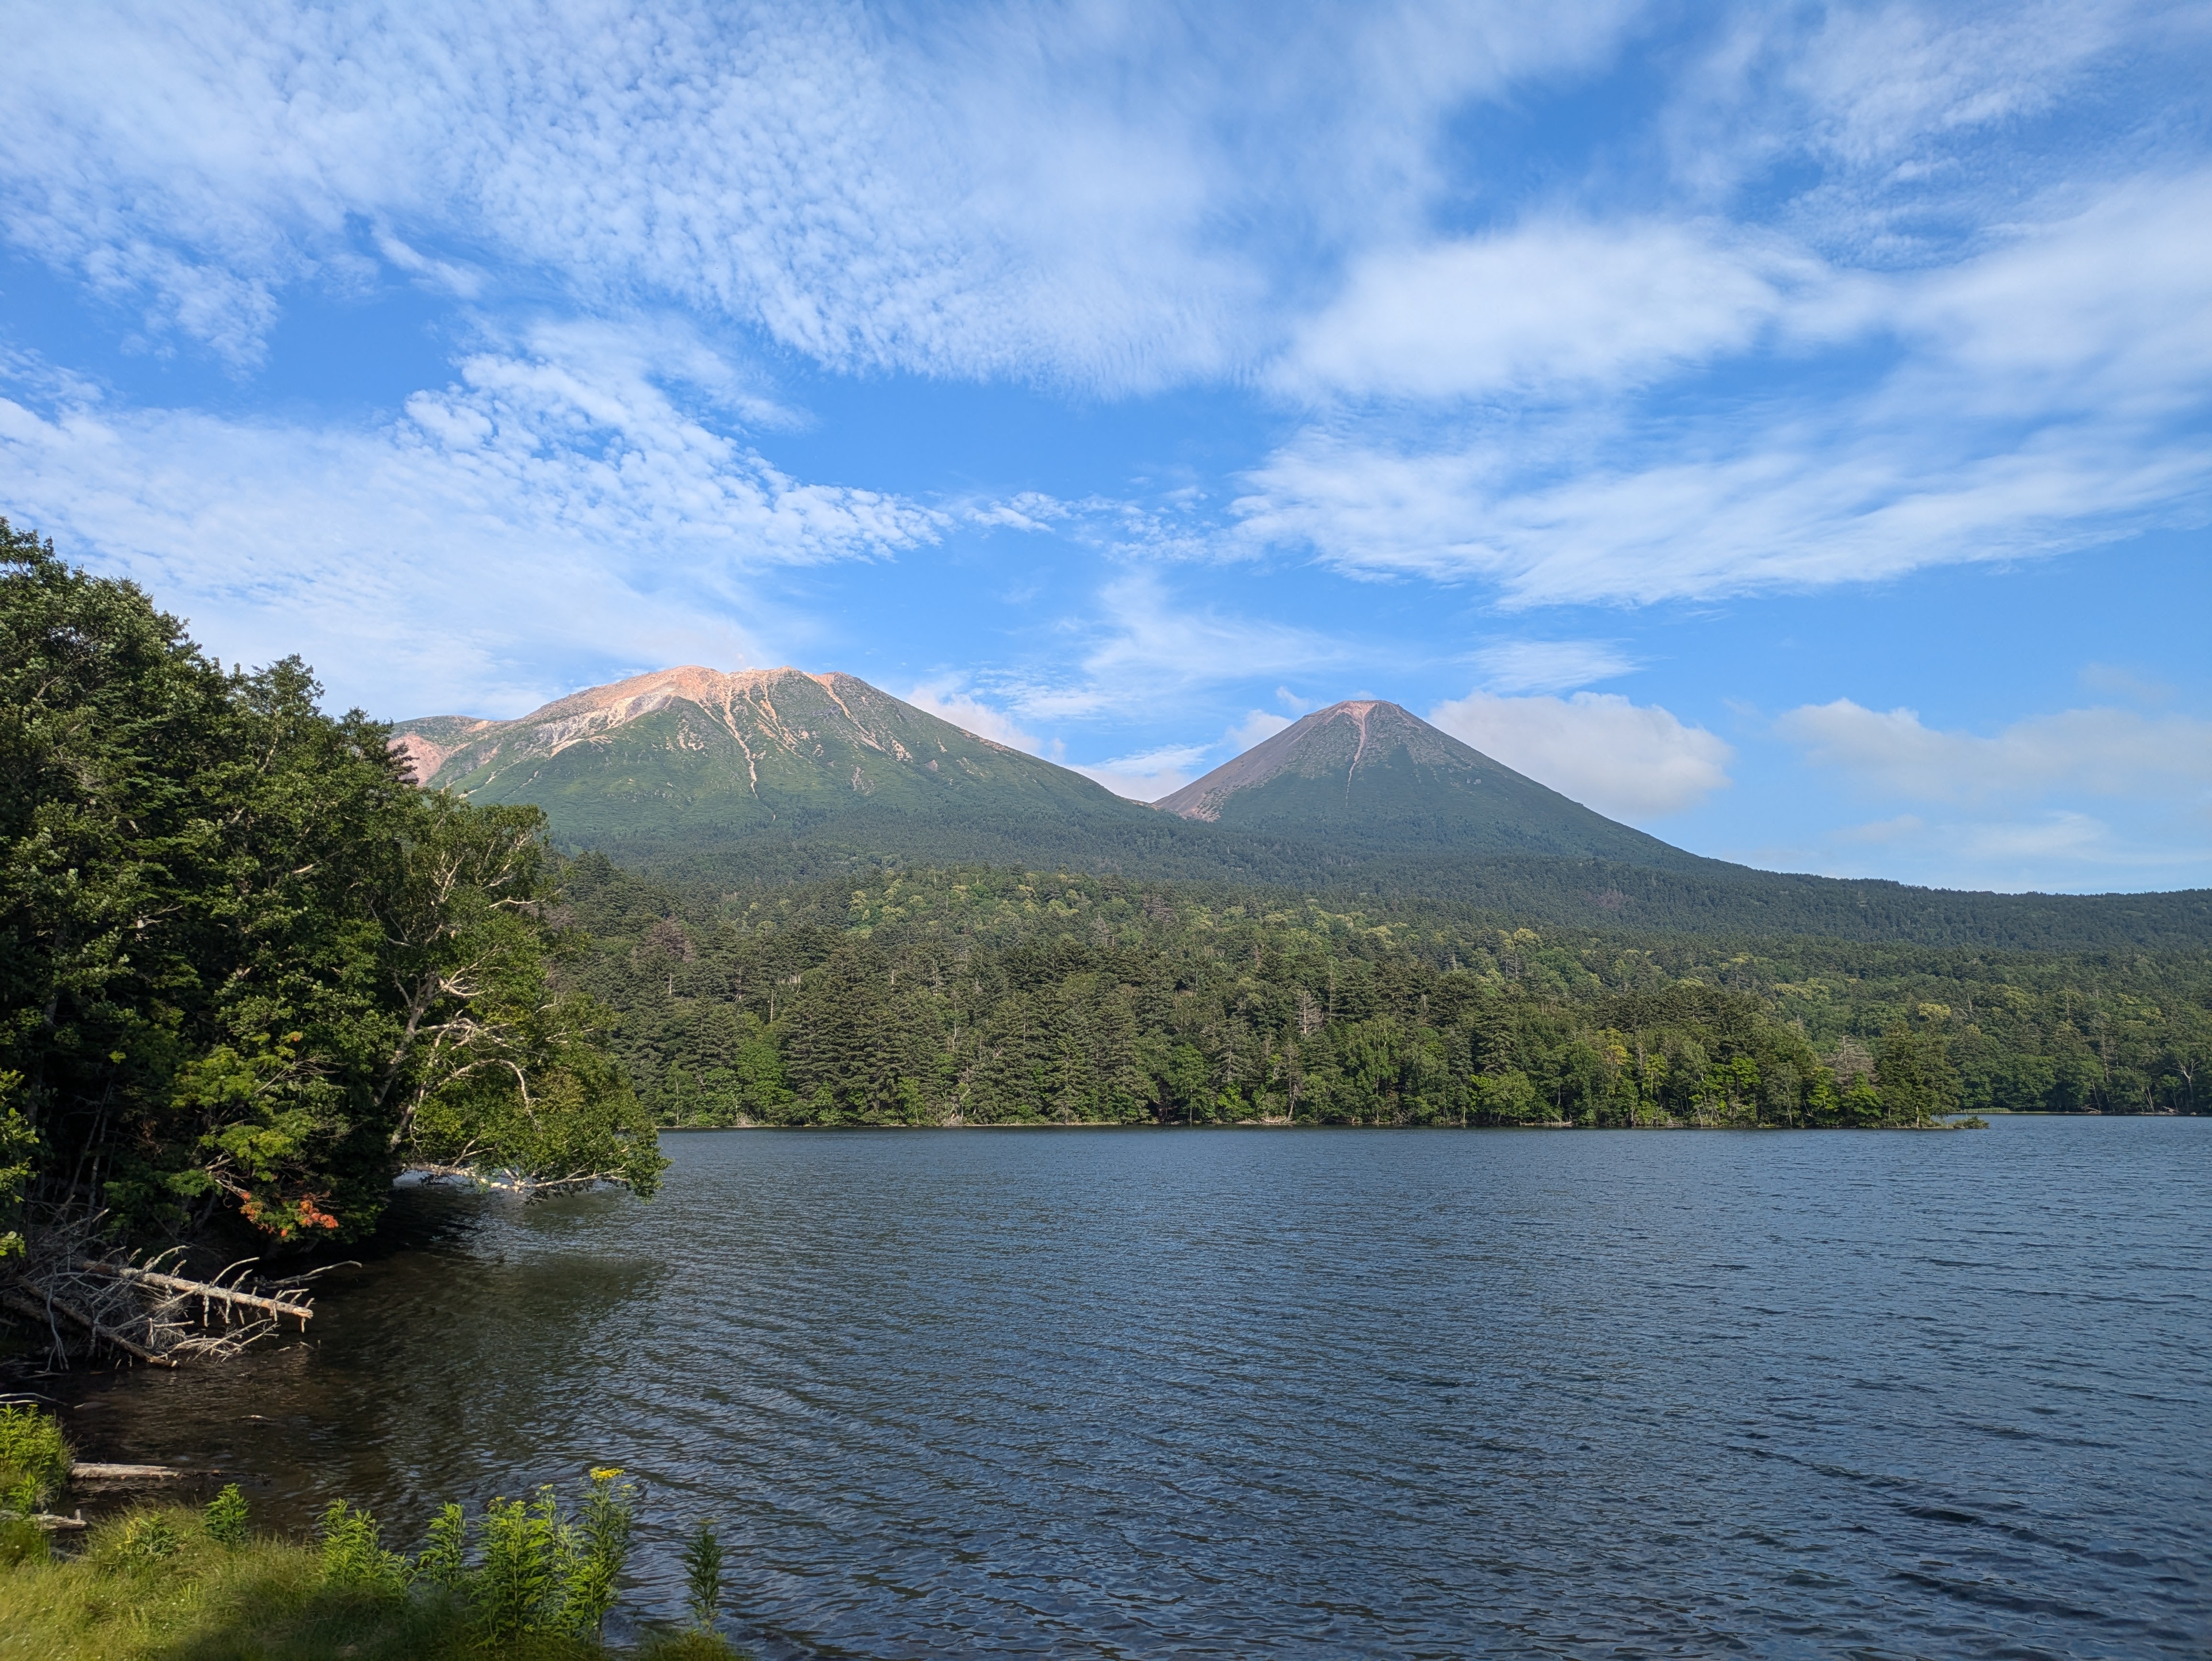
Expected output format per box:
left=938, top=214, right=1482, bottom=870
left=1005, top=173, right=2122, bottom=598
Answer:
left=1, top=1212, right=306, bottom=1367
left=73, top=1260, right=312, bottom=1328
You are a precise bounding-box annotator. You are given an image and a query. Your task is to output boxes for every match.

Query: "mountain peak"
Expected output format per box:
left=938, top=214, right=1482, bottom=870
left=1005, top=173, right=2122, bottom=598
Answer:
left=387, top=664, right=1144, bottom=850
left=1157, top=697, right=1690, bottom=867
left=395, top=666, right=941, bottom=785
left=1157, top=699, right=1465, bottom=822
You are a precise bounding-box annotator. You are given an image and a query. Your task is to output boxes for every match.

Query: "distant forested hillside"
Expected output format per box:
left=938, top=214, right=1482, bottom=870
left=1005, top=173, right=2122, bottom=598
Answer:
left=553, top=857, right=2211, bottom=1129
left=394, top=664, right=2210, bottom=957
left=609, top=828, right=2212, bottom=956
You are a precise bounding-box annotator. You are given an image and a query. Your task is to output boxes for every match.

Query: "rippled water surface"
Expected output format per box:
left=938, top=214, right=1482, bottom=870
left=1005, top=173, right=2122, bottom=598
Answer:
left=59, top=1118, right=2212, bottom=1657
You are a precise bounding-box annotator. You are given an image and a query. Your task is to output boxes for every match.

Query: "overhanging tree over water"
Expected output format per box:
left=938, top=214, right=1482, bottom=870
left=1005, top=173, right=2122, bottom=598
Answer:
left=0, top=521, right=662, bottom=1256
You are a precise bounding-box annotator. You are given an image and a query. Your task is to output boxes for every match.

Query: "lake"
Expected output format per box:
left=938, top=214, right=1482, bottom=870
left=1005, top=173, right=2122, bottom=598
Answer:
left=55, top=1117, right=2212, bottom=1657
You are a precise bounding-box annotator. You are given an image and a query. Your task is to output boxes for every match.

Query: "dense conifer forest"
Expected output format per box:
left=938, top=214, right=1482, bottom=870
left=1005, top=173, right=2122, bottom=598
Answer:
left=556, top=856, right=2212, bottom=1130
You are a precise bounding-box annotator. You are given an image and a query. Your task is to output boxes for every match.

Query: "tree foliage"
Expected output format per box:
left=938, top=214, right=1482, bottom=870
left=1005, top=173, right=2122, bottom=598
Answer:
left=555, top=861, right=2200, bottom=1129
left=0, top=523, right=661, bottom=1243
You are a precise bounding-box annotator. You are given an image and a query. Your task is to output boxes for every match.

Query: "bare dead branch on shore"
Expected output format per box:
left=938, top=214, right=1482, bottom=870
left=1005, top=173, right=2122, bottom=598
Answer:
left=2, top=1211, right=314, bottom=1368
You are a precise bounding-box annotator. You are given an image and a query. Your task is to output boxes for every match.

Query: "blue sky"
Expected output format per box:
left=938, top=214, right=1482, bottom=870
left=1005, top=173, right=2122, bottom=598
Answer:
left=3, top=1, right=2209, bottom=894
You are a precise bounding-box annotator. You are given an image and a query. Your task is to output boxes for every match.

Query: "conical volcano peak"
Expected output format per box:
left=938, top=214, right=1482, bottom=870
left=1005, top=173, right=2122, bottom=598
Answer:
left=1156, top=695, right=1689, bottom=867
left=1156, top=699, right=1486, bottom=822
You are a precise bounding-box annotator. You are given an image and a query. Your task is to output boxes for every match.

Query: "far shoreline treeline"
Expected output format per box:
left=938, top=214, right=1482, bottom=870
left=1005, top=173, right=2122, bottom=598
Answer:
left=556, top=857, right=2207, bottom=1131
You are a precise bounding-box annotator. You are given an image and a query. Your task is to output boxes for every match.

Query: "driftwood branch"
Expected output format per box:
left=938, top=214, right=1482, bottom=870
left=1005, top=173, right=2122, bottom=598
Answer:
left=0, top=1210, right=310, bottom=1368
left=75, top=1260, right=312, bottom=1328
left=403, top=1161, right=633, bottom=1197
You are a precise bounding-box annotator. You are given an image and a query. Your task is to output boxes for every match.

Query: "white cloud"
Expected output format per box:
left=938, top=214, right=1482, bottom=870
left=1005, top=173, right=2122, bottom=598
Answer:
left=2077, top=662, right=2173, bottom=704
left=0, top=0, right=1635, bottom=388
left=1788, top=0, right=2140, bottom=171
left=372, top=228, right=483, bottom=300
left=1070, top=745, right=1212, bottom=803
left=1835, top=814, right=1927, bottom=845
left=900, top=683, right=1044, bottom=753
left=1469, top=638, right=1635, bottom=694
left=1239, top=166, right=2212, bottom=604
left=1659, top=0, right=2178, bottom=242
left=1227, top=709, right=1296, bottom=751
left=1277, top=219, right=1812, bottom=401
left=1426, top=690, right=1733, bottom=819
left=0, top=327, right=938, bottom=714
left=1007, top=573, right=1350, bottom=721
left=1729, top=806, right=2211, bottom=893
left=1778, top=699, right=2212, bottom=803
left=1075, top=705, right=1308, bottom=803
left=1893, top=173, right=2212, bottom=421
left=1961, top=810, right=2118, bottom=863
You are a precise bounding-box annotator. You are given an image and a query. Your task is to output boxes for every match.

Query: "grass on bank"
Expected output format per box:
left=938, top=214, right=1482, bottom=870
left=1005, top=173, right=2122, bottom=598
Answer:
left=0, top=1505, right=741, bottom=1660
left=0, top=1410, right=743, bottom=1661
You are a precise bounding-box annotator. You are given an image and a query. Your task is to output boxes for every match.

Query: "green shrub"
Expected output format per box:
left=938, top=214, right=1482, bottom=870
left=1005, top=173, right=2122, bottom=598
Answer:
left=318, top=1499, right=407, bottom=1592
left=476, top=1488, right=573, bottom=1642
left=681, top=1517, right=724, bottom=1632
left=205, top=1482, right=250, bottom=1547
left=115, top=1512, right=180, bottom=1562
left=564, top=1468, right=639, bottom=1639
left=0, top=1404, right=72, bottom=1514
left=413, top=1500, right=470, bottom=1590
left=0, top=1512, right=47, bottom=1567
left=468, top=1471, right=641, bottom=1644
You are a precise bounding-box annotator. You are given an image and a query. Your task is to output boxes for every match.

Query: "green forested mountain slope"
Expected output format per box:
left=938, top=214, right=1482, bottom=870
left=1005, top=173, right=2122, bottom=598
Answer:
left=1158, top=698, right=1697, bottom=866
left=397, top=667, right=2212, bottom=955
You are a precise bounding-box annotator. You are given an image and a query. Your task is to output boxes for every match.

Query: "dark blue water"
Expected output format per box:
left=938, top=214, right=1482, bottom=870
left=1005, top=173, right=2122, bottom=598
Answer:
left=66, top=1118, right=2211, bottom=1657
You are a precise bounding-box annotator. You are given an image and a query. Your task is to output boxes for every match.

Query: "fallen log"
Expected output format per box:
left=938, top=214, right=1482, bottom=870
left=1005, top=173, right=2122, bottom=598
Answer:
left=75, top=1260, right=312, bottom=1328
left=0, top=1288, right=175, bottom=1368
left=70, top=1462, right=202, bottom=1482
left=32, top=1511, right=88, bottom=1531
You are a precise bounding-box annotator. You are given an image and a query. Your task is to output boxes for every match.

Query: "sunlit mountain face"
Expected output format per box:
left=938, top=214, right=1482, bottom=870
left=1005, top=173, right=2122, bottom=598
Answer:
left=388, top=665, right=2212, bottom=956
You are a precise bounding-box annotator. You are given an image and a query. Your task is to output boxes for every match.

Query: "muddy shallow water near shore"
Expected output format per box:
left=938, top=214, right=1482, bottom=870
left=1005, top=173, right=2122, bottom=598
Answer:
left=37, top=1118, right=2212, bottom=1657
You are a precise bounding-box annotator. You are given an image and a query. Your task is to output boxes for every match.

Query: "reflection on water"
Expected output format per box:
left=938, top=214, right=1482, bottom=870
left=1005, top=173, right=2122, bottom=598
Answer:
left=53, top=1118, right=2212, bottom=1658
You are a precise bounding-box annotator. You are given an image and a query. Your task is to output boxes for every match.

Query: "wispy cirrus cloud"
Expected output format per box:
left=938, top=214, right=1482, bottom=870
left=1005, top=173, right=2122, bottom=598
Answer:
left=1274, top=219, right=1820, bottom=402
left=1239, top=167, right=2212, bottom=604
left=997, top=572, right=1351, bottom=721
left=0, top=323, right=938, bottom=714
left=0, top=0, right=1632, bottom=387
left=1468, top=639, right=1636, bottom=695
